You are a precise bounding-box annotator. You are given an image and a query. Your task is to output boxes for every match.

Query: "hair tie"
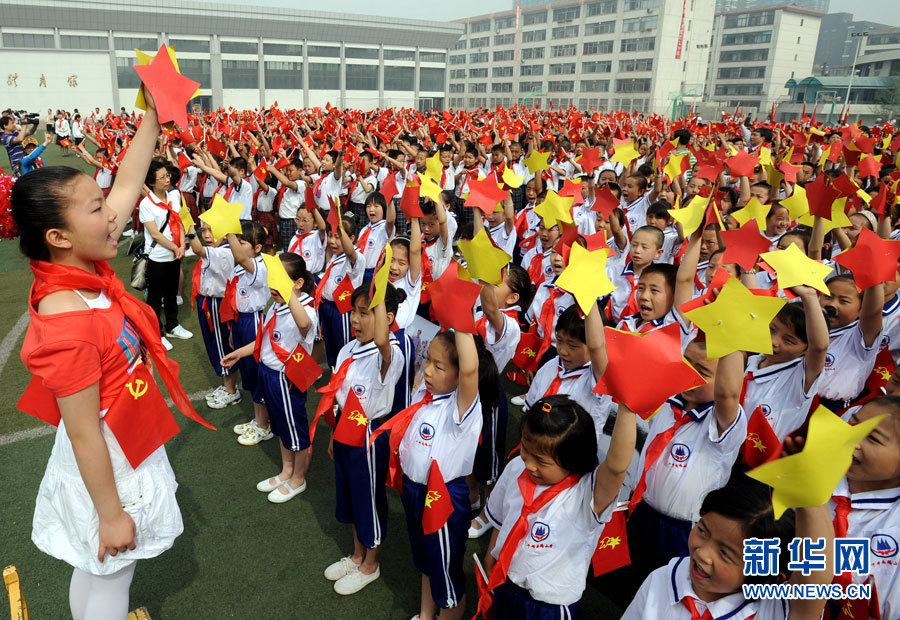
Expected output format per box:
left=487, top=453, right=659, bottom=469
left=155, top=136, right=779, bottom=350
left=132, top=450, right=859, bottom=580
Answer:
left=541, top=402, right=552, bottom=413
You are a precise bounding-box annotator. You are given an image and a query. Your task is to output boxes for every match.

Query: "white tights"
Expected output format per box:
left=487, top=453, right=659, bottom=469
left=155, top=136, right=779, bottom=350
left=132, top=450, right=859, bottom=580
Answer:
left=69, top=562, right=136, bottom=620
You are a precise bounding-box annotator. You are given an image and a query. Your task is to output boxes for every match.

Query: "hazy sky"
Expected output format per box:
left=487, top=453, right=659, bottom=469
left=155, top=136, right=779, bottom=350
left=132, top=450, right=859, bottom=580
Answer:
left=222, top=0, right=898, bottom=25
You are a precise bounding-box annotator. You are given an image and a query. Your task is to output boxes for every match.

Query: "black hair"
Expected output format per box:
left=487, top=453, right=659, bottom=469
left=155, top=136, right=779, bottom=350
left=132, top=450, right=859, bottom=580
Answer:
left=430, top=331, right=459, bottom=372
left=144, top=159, right=169, bottom=188
left=555, top=305, right=586, bottom=343
left=863, top=395, right=900, bottom=417
left=326, top=216, right=358, bottom=239
left=10, top=166, right=85, bottom=261
left=465, top=147, right=479, bottom=159
left=632, top=224, right=664, bottom=250
left=636, top=162, right=655, bottom=178
left=230, top=157, right=248, bottom=173
left=753, top=127, right=774, bottom=143
left=825, top=273, right=862, bottom=300
left=778, top=228, right=811, bottom=252
left=640, top=263, right=677, bottom=294
left=673, top=128, right=692, bottom=146
left=646, top=200, right=672, bottom=221
left=326, top=150, right=341, bottom=163
left=420, top=200, right=436, bottom=216
left=350, top=282, right=406, bottom=319
left=628, top=175, right=648, bottom=192
left=766, top=202, right=788, bottom=219
left=718, top=186, right=739, bottom=208
left=505, top=263, right=535, bottom=310
left=166, top=162, right=181, bottom=187
left=238, top=220, right=266, bottom=250
left=279, top=252, right=315, bottom=294
left=521, top=395, right=599, bottom=475
left=456, top=222, right=474, bottom=242
left=365, top=192, right=387, bottom=211
left=0, top=116, right=15, bottom=130
left=773, top=302, right=808, bottom=345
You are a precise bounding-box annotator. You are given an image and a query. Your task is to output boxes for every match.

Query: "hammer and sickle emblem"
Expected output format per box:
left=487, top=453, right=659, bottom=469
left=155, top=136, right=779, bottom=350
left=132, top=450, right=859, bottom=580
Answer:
left=292, top=351, right=304, bottom=363
left=127, top=379, right=148, bottom=399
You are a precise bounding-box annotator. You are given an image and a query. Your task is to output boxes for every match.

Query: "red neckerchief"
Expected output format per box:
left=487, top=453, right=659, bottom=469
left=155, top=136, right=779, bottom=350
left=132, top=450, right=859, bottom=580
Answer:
left=289, top=231, right=313, bottom=254
left=147, top=191, right=181, bottom=247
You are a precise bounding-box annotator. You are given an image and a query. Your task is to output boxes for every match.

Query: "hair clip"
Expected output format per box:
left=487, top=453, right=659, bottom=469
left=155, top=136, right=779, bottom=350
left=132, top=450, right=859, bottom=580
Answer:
left=542, top=402, right=552, bottom=413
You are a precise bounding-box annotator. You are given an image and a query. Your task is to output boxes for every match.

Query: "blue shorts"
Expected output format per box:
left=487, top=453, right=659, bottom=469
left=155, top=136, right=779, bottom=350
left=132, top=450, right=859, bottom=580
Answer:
left=363, top=267, right=375, bottom=282
left=233, top=310, right=263, bottom=401
left=255, top=363, right=309, bottom=451
left=626, top=501, right=692, bottom=583
left=333, top=416, right=389, bottom=548
left=319, top=298, right=352, bottom=368
left=401, top=474, right=470, bottom=609
left=390, top=328, right=416, bottom=415
left=474, top=382, right=508, bottom=485
left=196, top=295, right=233, bottom=377
left=493, top=578, right=582, bottom=620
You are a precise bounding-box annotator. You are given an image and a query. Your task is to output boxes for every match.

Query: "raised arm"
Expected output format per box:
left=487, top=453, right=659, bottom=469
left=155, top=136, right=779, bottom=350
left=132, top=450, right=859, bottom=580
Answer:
left=713, top=350, right=744, bottom=435
left=435, top=192, right=450, bottom=247
left=860, top=282, right=885, bottom=349
left=456, top=330, right=479, bottom=421
left=408, top=217, right=422, bottom=284
left=225, top=232, right=256, bottom=273
left=786, top=504, right=833, bottom=620
left=287, top=280, right=312, bottom=337
left=795, top=286, right=828, bottom=392
left=106, top=99, right=160, bottom=234
left=587, top=301, right=608, bottom=382
left=593, top=402, right=637, bottom=516
left=187, top=225, right=207, bottom=258
left=675, top=230, right=702, bottom=316
left=373, top=288, right=393, bottom=379
left=385, top=192, right=396, bottom=238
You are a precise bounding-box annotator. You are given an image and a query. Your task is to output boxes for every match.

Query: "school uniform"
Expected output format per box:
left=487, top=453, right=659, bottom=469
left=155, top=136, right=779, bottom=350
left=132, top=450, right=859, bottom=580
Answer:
left=742, top=354, right=820, bottom=441
left=311, top=171, right=343, bottom=212
left=287, top=230, right=326, bottom=274
left=196, top=245, right=235, bottom=377
left=333, top=337, right=405, bottom=548
left=356, top=219, right=392, bottom=279
left=659, top=226, right=680, bottom=264
left=218, top=177, right=254, bottom=221
left=255, top=296, right=317, bottom=451
left=228, top=256, right=269, bottom=400
left=881, top=294, right=900, bottom=365
left=276, top=181, right=305, bottom=252
left=618, top=309, right=694, bottom=349
left=621, top=195, right=650, bottom=237
left=525, top=283, right=575, bottom=355
left=573, top=199, right=597, bottom=236
left=488, top=220, right=517, bottom=257
left=422, top=233, right=454, bottom=282
left=605, top=261, right=641, bottom=323
left=819, top=320, right=883, bottom=411
left=347, top=169, right=378, bottom=221
left=486, top=457, right=615, bottom=618
left=317, top=253, right=366, bottom=368
left=399, top=388, right=482, bottom=609
left=390, top=271, right=422, bottom=415
left=521, top=246, right=556, bottom=289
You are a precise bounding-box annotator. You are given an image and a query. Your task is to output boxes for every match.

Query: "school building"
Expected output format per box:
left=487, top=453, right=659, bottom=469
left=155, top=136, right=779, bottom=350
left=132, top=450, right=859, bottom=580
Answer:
left=0, top=0, right=463, bottom=113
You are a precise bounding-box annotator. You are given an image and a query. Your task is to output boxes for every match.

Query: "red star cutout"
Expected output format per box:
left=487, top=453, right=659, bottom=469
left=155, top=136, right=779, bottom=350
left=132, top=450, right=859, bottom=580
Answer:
left=725, top=150, right=760, bottom=179
left=695, top=163, right=724, bottom=183
left=720, top=222, right=773, bottom=271
left=428, top=261, right=483, bottom=334
left=464, top=176, right=510, bottom=215
left=831, top=173, right=859, bottom=197
left=591, top=183, right=621, bottom=217
left=378, top=173, right=399, bottom=202
left=559, top=178, right=585, bottom=207
left=805, top=175, right=842, bottom=219
left=133, top=45, right=200, bottom=129
left=777, top=160, right=801, bottom=183
left=834, top=227, right=900, bottom=290
left=582, top=231, right=611, bottom=252
left=859, top=156, right=883, bottom=180
left=577, top=147, right=604, bottom=173
left=593, top=323, right=706, bottom=420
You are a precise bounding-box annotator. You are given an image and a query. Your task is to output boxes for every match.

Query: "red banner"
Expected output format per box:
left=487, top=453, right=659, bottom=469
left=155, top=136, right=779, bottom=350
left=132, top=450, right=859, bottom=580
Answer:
left=675, top=0, right=687, bottom=59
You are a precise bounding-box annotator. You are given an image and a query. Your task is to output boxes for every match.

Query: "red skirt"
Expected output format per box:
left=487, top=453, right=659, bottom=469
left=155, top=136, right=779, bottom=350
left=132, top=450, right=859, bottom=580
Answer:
left=256, top=210, right=278, bottom=247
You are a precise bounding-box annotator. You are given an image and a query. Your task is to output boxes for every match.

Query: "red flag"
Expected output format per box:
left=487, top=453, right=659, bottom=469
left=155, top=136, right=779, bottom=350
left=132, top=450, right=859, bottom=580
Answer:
left=422, top=459, right=454, bottom=534
left=283, top=346, right=323, bottom=393
left=177, top=151, right=192, bottom=172
left=59, top=138, right=72, bottom=147
left=333, top=275, right=355, bottom=314
left=379, top=173, right=399, bottom=202
left=740, top=406, right=781, bottom=468
left=326, top=197, right=342, bottom=233
left=206, top=136, right=227, bottom=159
left=400, top=180, right=425, bottom=218
left=179, top=129, right=195, bottom=146
left=512, top=331, right=542, bottom=373
left=472, top=553, right=494, bottom=619
left=865, top=346, right=896, bottom=395
left=332, top=389, right=368, bottom=447
left=591, top=509, right=631, bottom=577
left=273, top=156, right=291, bottom=170
left=253, top=159, right=269, bottom=183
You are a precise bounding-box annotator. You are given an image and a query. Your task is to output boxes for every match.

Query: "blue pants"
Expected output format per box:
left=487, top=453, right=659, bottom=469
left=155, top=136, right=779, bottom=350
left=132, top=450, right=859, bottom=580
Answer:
left=233, top=310, right=263, bottom=402
left=196, top=295, right=232, bottom=377
left=493, top=579, right=582, bottom=620
left=390, top=328, right=416, bottom=415
left=363, top=267, right=375, bottom=282
left=255, top=364, right=309, bottom=451
left=401, top=475, right=471, bottom=609
left=334, top=417, right=389, bottom=549
left=626, top=501, right=692, bottom=584
left=474, top=383, right=508, bottom=485
left=319, top=298, right=352, bottom=368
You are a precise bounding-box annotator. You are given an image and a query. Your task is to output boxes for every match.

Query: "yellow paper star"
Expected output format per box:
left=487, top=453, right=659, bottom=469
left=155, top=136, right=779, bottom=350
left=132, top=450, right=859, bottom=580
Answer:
left=458, top=228, right=511, bottom=286
left=798, top=198, right=852, bottom=234
left=262, top=253, right=294, bottom=302
left=424, top=152, right=444, bottom=185
left=856, top=188, right=872, bottom=205
left=523, top=150, right=551, bottom=174
left=759, top=146, right=773, bottom=167
left=760, top=243, right=834, bottom=294
left=731, top=197, right=769, bottom=232
left=780, top=185, right=810, bottom=219
left=668, top=192, right=711, bottom=237
left=368, top=243, right=393, bottom=310
left=534, top=191, right=574, bottom=229
left=747, top=405, right=885, bottom=518
left=683, top=277, right=786, bottom=359
left=502, top=167, right=524, bottom=188
left=417, top=172, right=443, bottom=202
left=179, top=194, right=196, bottom=230
left=555, top=243, right=616, bottom=314
left=765, top=163, right=784, bottom=189
left=610, top=141, right=640, bottom=166
left=135, top=46, right=201, bottom=110
left=198, top=193, right=243, bottom=241
left=663, top=153, right=689, bottom=182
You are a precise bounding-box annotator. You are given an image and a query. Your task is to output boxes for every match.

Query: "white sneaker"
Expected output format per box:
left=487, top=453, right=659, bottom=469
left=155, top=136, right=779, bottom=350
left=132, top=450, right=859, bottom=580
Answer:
left=121, top=229, right=135, bottom=238
left=161, top=336, right=173, bottom=351
left=206, top=385, right=227, bottom=404
left=208, top=389, right=242, bottom=409
left=176, top=295, right=184, bottom=306
left=233, top=419, right=254, bottom=435
left=334, top=565, right=380, bottom=595
left=237, top=423, right=273, bottom=445
left=324, top=556, right=360, bottom=581
left=511, top=395, right=526, bottom=406
left=166, top=324, right=192, bottom=339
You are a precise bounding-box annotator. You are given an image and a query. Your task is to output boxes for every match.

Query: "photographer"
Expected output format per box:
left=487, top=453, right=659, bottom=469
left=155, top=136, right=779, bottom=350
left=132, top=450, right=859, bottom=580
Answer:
left=1, top=111, right=38, bottom=177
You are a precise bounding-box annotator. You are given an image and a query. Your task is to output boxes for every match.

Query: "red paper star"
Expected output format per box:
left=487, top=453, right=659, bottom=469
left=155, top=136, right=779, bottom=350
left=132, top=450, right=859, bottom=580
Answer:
left=577, top=147, right=604, bottom=173
left=858, top=156, right=882, bottom=180
left=428, top=261, right=483, bottom=333
left=133, top=44, right=200, bottom=129
left=559, top=178, right=585, bottom=207
left=725, top=150, right=760, bottom=179
left=591, top=184, right=620, bottom=217
left=777, top=160, right=801, bottom=183
left=464, top=176, right=510, bottom=214
left=593, top=323, right=706, bottom=419
left=805, top=175, right=842, bottom=219
left=695, top=163, right=724, bottom=183
left=834, top=227, right=900, bottom=290
left=720, top=222, right=773, bottom=271
left=379, top=173, right=399, bottom=201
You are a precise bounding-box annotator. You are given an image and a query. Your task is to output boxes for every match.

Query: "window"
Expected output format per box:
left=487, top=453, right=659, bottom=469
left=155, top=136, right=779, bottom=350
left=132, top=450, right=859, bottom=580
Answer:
left=721, top=31, right=772, bottom=46
left=623, top=0, right=658, bottom=9
left=420, top=67, right=445, bottom=91
left=470, top=52, right=489, bottom=63
left=450, top=69, right=466, bottom=79
left=495, top=16, right=515, bottom=29
left=719, top=48, right=768, bottom=62
left=579, top=97, right=609, bottom=109
left=552, top=25, right=579, bottom=39
left=616, top=78, right=651, bottom=92
left=493, top=66, right=514, bottom=77
left=470, top=83, right=487, bottom=93
left=717, top=66, right=765, bottom=79
left=714, top=84, right=763, bottom=96
left=495, top=34, right=515, bottom=46
left=116, top=56, right=141, bottom=88
left=619, top=58, right=653, bottom=71
left=523, top=11, right=547, bottom=25
left=470, top=36, right=490, bottom=48
left=620, top=37, right=655, bottom=52
left=622, top=16, right=658, bottom=32
left=263, top=42, right=301, bottom=56
left=60, top=35, right=107, bottom=50
left=550, top=63, right=576, bottom=75
left=222, top=60, right=257, bottom=88
left=522, top=47, right=545, bottom=59
left=470, top=68, right=488, bottom=78
left=580, top=79, right=610, bottom=92
left=220, top=41, right=257, bottom=55
left=551, top=44, right=577, bottom=57
left=585, top=21, right=615, bottom=35
left=114, top=36, right=157, bottom=51
left=308, top=62, right=339, bottom=89
left=450, top=54, right=466, bottom=65
left=548, top=80, right=574, bottom=92
left=421, top=52, right=446, bottom=63
left=553, top=6, right=580, bottom=21
left=587, top=1, right=617, bottom=15
left=522, top=30, right=546, bottom=43
left=345, top=47, right=378, bottom=59
left=519, top=81, right=543, bottom=92
left=265, top=61, right=302, bottom=89
left=170, top=38, right=209, bottom=53
left=384, top=66, right=414, bottom=90
left=5, top=32, right=55, bottom=48
left=455, top=39, right=467, bottom=50
left=179, top=58, right=211, bottom=89
left=582, top=60, right=611, bottom=73
left=492, top=82, right=513, bottom=93
left=521, top=64, right=544, bottom=76
left=468, top=96, right=487, bottom=108
left=308, top=45, right=340, bottom=58
left=471, top=20, right=491, bottom=33
left=450, top=84, right=465, bottom=93
left=869, top=33, right=900, bottom=46
left=583, top=41, right=614, bottom=54
left=345, top=64, right=378, bottom=90
left=494, top=50, right=515, bottom=62
left=724, top=11, right=774, bottom=28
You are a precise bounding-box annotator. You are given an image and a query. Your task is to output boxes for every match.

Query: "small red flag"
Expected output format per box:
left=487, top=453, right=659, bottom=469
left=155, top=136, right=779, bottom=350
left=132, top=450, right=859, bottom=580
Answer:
left=179, top=129, right=195, bottom=146
left=591, top=509, right=631, bottom=577
left=283, top=346, right=323, bottom=393
left=333, top=275, right=355, bottom=314
left=326, top=197, right=342, bottom=233
left=273, top=156, right=291, bottom=170
left=206, top=136, right=227, bottom=159
left=333, top=389, right=368, bottom=447
left=177, top=151, right=192, bottom=172
left=512, top=331, right=543, bottom=373
left=422, top=459, right=454, bottom=535
left=740, top=406, right=782, bottom=468
left=59, top=138, right=72, bottom=147
left=253, top=159, right=269, bottom=183
left=399, top=180, right=425, bottom=218
left=379, top=173, right=400, bottom=202
left=865, top=346, right=896, bottom=396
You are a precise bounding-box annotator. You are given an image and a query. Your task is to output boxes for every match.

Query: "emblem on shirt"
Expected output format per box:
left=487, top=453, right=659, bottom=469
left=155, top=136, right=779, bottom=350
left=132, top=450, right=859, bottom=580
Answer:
left=879, top=335, right=890, bottom=351
left=419, top=422, right=435, bottom=441
left=303, top=250, right=311, bottom=260
left=353, top=385, right=366, bottom=396
left=273, top=330, right=282, bottom=343
left=335, top=275, right=344, bottom=283
left=760, top=404, right=773, bottom=421
left=239, top=287, right=248, bottom=298
left=530, top=521, right=550, bottom=543
left=871, top=534, right=898, bottom=559
left=825, top=353, right=835, bottom=368
left=669, top=443, right=691, bottom=464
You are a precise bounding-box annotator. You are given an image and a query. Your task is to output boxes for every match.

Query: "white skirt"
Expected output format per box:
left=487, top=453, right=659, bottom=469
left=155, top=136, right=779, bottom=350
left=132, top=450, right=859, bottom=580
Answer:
left=32, top=418, right=183, bottom=576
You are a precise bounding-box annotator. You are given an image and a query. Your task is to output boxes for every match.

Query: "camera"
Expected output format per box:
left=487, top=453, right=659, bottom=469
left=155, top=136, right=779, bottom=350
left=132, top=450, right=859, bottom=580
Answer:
left=19, top=112, right=40, bottom=125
